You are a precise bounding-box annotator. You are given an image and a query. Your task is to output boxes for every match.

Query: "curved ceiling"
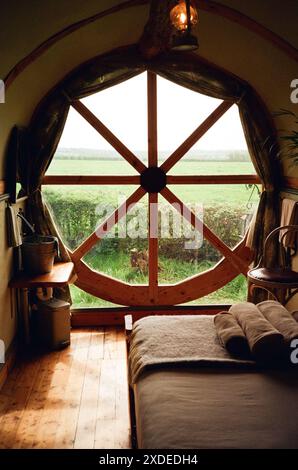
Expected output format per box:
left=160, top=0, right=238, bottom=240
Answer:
left=0, top=0, right=297, bottom=178
left=1, top=0, right=297, bottom=79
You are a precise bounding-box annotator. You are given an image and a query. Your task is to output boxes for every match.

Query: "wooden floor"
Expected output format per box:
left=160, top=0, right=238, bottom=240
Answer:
left=0, top=328, right=131, bottom=449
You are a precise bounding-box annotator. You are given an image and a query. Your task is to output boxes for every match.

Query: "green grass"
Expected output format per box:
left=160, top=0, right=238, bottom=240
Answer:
left=47, top=158, right=255, bottom=176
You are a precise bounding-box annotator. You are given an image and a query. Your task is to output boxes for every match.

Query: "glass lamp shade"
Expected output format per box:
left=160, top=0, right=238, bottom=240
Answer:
left=170, top=0, right=198, bottom=32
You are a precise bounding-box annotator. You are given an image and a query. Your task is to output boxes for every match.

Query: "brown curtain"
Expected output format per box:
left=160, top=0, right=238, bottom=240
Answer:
left=18, top=45, right=281, bottom=304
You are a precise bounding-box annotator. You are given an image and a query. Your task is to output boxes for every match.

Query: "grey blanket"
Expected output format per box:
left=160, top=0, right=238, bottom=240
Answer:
left=129, top=315, right=254, bottom=384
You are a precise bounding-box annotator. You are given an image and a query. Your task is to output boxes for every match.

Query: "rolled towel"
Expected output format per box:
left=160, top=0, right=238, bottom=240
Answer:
left=230, top=302, right=286, bottom=362
left=214, top=312, right=250, bottom=357
left=258, top=300, right=298, bottom=345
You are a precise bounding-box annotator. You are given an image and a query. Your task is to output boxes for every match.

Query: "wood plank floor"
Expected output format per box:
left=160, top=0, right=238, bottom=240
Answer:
left=0, top=327, right=131, bottom=449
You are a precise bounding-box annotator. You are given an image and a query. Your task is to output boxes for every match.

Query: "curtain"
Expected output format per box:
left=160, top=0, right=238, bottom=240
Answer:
left=17, top=45, right=281, bottom=304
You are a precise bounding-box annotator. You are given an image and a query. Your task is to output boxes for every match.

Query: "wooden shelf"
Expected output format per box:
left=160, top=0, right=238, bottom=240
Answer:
left=9, top=262, right=75, bottom=288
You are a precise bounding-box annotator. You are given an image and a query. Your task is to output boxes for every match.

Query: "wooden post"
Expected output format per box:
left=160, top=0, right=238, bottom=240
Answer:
left=149, top=192, right=159, bottom=302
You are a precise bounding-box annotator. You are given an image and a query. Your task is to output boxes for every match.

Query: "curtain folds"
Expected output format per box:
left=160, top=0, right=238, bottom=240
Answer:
left=17, top=45, right=281, bottom=304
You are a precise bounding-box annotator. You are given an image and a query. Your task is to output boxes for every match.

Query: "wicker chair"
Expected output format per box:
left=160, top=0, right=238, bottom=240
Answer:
left=247, top=224, right=298, bottom=304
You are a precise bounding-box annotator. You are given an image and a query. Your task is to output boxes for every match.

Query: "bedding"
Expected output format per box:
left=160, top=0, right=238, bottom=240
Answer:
left=129, top=315, right=298, bottom=449
left=134, top=366, right=298, bottom=449
left=129, top=315, right=254, bottom=385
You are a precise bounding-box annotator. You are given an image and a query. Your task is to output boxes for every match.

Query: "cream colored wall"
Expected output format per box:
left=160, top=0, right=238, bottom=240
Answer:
left=0, top=0, right=297, bottom=335
left=0, top=4, right=149, bottom=177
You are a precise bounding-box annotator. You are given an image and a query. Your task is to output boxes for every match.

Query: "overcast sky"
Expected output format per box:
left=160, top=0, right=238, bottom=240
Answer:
left=58, top=72, right=247, bottom=153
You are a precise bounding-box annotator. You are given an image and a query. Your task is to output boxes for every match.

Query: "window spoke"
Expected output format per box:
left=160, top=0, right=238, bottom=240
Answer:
left=147, top=71, right=158, bottom=167
left=166, top=175, right=260, bottom=184
left=149, top=192, right=159, bottom=301
left=42, top=175, right=141, bottom=185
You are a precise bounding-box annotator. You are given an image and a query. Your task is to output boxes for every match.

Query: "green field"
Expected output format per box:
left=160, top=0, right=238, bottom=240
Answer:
left=44, top=157, right=258, bottom=307
left=47, top=158, right=255, bottom=176
left=46, top=159, right=259, bottom=206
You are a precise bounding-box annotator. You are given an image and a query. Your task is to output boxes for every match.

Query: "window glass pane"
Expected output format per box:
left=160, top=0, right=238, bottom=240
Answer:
left=43, top=185, right=139, bottom=251
left=168, top=183, right=260, bottom=209
left=158, top=194, right=219, bottom=283
left=82, top=72, right=148, bottom=161
left=180, top=275, right=247, bottom=306
left=157, top=75, right=222, bottom=163
left=169, top=183, right=260, bottom=250
left=83, top=200, right=148, bottom=285
left=47, top=107, right=139, bottom=176
left=158, top=184, right=259, bottom=284
left=168, top=105, right=255, bottom=175
left=70, top=285, right=123, bottom=308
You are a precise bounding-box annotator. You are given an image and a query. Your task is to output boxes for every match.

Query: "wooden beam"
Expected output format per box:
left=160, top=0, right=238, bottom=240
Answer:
left=147, top=71, right=158, bottom=167
left=42, top=175, right=261, bottom=187
left=161, top=101, right=234, bottom=173
left=167, top=175, right=261, bottom=185
left=148, top=192, right=158, bottom=302
left=147, top=71, right=159, bottom=302
left=71, top=305, right=232, bottom=327
left=161, top=186, right=249, bottom=275
left=71, top=100, right=146, bottom=174
left=73, top=238, right=252, bottom=305
left=71, top=186, right=146, bottom=262
left=42, top=175, right=140, bottom=185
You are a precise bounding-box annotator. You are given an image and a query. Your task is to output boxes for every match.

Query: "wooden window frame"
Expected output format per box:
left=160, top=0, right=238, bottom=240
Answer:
left=42, top=71, right=259, bottom=308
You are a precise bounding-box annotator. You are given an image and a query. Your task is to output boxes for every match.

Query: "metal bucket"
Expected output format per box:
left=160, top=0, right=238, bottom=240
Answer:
left=21, top=235, right=59, bottom=275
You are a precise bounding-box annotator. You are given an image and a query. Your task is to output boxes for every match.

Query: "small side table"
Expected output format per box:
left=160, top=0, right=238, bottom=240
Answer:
left=9, top=262, right=75, bottom=345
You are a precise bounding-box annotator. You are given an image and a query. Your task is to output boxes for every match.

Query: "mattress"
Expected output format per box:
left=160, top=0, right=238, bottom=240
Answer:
left=134, top=366, right=298, bottom=449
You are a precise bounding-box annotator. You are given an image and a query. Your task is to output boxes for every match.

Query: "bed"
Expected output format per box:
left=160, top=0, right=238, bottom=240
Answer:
left=126, top=315, right=298, bottom=449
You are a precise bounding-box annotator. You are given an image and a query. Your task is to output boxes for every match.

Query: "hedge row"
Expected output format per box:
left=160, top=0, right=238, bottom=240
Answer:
left=43, top=188, right=250, bottom=262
